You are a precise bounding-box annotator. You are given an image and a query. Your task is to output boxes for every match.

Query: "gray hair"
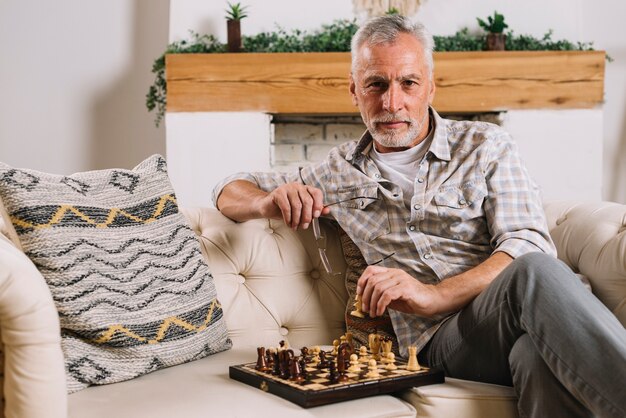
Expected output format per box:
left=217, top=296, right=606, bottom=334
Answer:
left=350, top=15, right=435, bottom=76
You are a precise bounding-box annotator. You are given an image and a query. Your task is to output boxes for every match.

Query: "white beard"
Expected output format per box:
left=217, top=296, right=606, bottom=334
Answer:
left=365, top=110, right=428, bottom=148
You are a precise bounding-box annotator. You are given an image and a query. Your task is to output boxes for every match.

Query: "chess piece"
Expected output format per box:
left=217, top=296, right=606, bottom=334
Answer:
left=381, top=337, right=392, bottom=357
left=350, top=294, right=366, bottom=318
left=255, top=346, right=271, bottom=372
left=289, top=357, right=304, bottom=382
left=298, top=356, right=308, bottom=380
left=358, top=346, right=369, bottom=363
left=300, top=346, right=309, bottom=361
left=365, top=359, right=380, bottom=378
left=345, top=332, right=354, bottom=352
left=271, top=349, right=281, bottom=376
left=328, top=361, right=339, bottom=384
left=348, top=353, right=361, bottom=373
left=266, top=347, right=276, bottom=369
left=279, top=340, right=289, bottom=350
left=369, top=331, right=382, bottom=361
left=331, top=339, right=340, bottom=355
left=385, top=352, right=397, bottom=371
left=318, top=350, right=330, bottom=369
left=310, top=346, right=321, bottom=366
left=406, top=346, right=421, bottom=371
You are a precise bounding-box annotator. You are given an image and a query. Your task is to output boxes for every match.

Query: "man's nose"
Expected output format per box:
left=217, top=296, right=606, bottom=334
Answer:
left=382, top=84, right=404, bottom=113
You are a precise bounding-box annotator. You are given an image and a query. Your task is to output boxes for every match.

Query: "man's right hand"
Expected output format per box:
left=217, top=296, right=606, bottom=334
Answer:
left=257, top=183, right=328, bottom=230
left=217, top=180, right=329, bottom=230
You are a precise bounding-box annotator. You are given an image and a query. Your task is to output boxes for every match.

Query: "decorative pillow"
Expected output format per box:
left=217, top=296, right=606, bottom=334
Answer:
left=0, top=155, right=231, bottom=393
left=338, top=228, right=399, bottom=354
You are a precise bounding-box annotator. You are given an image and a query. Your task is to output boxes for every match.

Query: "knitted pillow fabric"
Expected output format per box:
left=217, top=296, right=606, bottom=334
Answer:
left=338, top=228, right=399, bottom=355
left=0, top=155, right=231, bottom=393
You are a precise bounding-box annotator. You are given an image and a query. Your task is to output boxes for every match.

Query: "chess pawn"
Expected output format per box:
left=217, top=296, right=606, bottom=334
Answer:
left=298, top=356, right=308, bottom=380
left=406, top=346, right=421, bottom=371
left=385, top=353, right=397, bottom=371
left=331, top=339, right=340, bottom=355
left=345, top=332, right=354, bottom=352
left=350, top=294, right=366, bottom=318
left=365, top=359, right=380, bottom=378
left=328, top=361, right=339, bottom=384
left=348, top=353, right=361, bottom=373
left=358, top=346, right=369, bottom=364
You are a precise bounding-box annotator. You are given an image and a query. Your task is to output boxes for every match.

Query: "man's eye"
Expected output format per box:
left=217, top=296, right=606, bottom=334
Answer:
left=368, top=82, right=386, bottom=89
left=402, top=80, right=418, bottom=87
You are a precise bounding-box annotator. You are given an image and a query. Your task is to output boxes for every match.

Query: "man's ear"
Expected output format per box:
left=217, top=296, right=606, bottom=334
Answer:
left=349, top=73, right=359, bottom=106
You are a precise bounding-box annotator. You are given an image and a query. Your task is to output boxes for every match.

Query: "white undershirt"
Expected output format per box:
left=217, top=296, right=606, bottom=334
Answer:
left=369, top=125, right=434, bottom=208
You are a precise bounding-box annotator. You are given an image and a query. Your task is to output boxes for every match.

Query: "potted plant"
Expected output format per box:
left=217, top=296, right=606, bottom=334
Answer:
left=225, top=2, right=249, bottom=52
left=477, top=11, right=508, bottom=51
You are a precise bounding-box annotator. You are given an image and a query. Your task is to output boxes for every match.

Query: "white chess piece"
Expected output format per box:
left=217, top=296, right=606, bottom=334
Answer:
left=406, top=346, right=420, bottom=371
left=348, top=354, right=361, bottom=373
left=385, top=353, right=397, bottom=370
left=365, top=359, right=380, bottom=378
left=358, top=346, right=369, bottom=363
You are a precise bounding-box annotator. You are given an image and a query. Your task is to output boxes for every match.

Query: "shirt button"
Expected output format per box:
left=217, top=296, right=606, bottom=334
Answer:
left=424, top=252, right=432, bottom=260
left=459, top=198, right=467, bottom=205
left=417, top=178, right=424, bottom=183
left=409, top=225, right=416, bottom=231
left=413, top=204, right=421, bottom=210
left=374, top=173, right=381, bottom=179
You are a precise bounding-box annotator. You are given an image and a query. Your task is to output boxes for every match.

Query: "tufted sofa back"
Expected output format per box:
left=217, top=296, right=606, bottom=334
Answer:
left=185, top=201, right=626, bottom=351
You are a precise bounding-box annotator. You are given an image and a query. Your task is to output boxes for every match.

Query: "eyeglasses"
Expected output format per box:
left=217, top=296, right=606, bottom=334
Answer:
left=312, top=196, right=394, bottom=274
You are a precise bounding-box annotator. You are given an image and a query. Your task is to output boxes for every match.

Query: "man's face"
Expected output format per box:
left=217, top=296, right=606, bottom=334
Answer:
left=350, top=33, right=436, bottom=152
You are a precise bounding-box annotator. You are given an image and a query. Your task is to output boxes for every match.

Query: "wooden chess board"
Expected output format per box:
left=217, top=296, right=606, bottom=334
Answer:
left=229, top=352, right=444, bottom=408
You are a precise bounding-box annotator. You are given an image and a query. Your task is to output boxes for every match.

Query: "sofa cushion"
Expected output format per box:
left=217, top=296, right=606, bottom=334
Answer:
left=400, top=377, right=517, bottom=418
left=0, top=155, right=231, bottom=393
left=68, top=348, right=417, bottom=418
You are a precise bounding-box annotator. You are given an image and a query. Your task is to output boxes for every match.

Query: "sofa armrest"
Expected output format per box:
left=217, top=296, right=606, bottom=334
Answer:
left=544, top=200, right=626, bottom=326
left=182, top=207, right=348, bottom=349
left=0, top=234, right=67, bottom=418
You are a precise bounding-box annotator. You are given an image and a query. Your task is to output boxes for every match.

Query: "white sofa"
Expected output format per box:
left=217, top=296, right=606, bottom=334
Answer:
left=0, top=201, right=624, bottom=418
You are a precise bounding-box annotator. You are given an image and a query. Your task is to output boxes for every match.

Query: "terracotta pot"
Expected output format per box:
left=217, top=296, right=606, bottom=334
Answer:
left=486, top=33, right=506, bottom=51
left=227, top=19, right=242, bottom=52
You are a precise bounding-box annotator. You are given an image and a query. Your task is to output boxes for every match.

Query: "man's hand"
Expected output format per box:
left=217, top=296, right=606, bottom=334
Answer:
left=216, top=180, right=330, bottom=230
left=356, top=252, right=513, bottom=318
left=357, top=266, right=442, bottom=317
left=258, top=183, right=329, bottom=230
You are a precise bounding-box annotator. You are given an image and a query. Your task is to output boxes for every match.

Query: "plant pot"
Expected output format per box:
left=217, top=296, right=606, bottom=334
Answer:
left=227, top=19, right=242, bottom=52
left=486, top=33, right=506, bottom=51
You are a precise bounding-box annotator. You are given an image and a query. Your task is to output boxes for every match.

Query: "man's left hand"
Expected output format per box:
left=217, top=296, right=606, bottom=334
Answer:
left=357, top=266, right=442, bottom=317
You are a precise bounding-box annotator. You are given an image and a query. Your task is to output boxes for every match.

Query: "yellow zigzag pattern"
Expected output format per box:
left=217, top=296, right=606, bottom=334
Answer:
left=92, top=300, right=221, bottom=345
left=10, top=194, right=177, bottom=230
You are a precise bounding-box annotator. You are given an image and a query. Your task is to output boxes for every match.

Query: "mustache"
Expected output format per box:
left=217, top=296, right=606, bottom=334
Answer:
left=372, top=113, right=414, bottom=124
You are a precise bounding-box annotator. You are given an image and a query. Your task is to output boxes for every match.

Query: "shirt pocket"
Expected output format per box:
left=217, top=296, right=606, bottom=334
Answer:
left=327, top=183, right=391, bottom=242
left=433, top=180, right=490, bottom=244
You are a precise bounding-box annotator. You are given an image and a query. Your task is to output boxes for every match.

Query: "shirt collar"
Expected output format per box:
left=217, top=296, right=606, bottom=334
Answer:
left=346, top=106, right=451, bottom=163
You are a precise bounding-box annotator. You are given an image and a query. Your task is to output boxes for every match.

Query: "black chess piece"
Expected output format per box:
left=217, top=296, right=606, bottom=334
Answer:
left=328, top=361, right=338, bottom=384
left=255, top=347, right=270, bottom=372
left=271, top=350, right=281, bottom=376
left=289, top=358, right=304, bottom=382
left=298, top=356, right=308, bottom=381
left=318, top=350, right=330, bottom=369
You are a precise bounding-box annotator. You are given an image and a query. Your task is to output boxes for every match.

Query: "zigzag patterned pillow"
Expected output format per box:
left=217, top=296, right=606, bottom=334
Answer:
left=0, top=155, right=231, bottom=393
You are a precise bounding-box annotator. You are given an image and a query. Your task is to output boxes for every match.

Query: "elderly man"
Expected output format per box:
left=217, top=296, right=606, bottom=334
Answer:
left=213, top=15, right=626, bottom=418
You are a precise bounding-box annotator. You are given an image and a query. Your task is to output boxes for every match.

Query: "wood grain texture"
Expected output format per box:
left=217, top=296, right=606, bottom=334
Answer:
left=166, top=51, right=605, bottom=114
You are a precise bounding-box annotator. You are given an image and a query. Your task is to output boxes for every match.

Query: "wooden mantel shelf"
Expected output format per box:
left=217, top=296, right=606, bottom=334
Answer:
left=166, top=51, right=605, bottom=114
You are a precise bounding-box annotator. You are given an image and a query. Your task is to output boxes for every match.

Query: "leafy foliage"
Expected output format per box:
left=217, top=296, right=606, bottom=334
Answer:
left=146, top=32, right=224, bottom=127
left=225, top=2, right=249, bottom=21
left=386, top=7, right=401, bottom=15
left=147, top=18, right=600, bottom=126
left=477, top=11, right=508, bottom=33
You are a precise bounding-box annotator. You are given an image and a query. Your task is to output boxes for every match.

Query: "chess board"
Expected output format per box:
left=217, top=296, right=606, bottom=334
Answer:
left=229, top=353, right=444, bottom=408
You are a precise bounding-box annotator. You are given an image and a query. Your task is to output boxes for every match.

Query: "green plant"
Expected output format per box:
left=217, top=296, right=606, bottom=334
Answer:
left=225, top=2, right=249, bottom=21
left=146, top=32, right=224, bottom=127
left=385, top=7, right=400, bottom=15
left=477, top=11, right=508, bottom=33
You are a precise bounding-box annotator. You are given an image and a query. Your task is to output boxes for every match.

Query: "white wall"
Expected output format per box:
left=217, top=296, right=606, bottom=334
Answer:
left=168, top=0, right=626, bottom=206
left=0, top=0, right=169, bottom=174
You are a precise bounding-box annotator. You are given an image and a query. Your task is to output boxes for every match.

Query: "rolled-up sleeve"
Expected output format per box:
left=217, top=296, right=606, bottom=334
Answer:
left=211, top=171, right=301, bottom=208
left=482, top=130, right=556, bottom=258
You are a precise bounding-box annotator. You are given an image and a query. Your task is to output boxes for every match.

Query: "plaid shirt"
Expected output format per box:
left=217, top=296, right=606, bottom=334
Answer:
left=212, top=108, right=556, bottom=357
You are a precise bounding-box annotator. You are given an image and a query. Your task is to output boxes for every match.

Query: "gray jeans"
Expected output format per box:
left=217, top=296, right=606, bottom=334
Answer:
left=419, top=252, right=626, bottom=418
